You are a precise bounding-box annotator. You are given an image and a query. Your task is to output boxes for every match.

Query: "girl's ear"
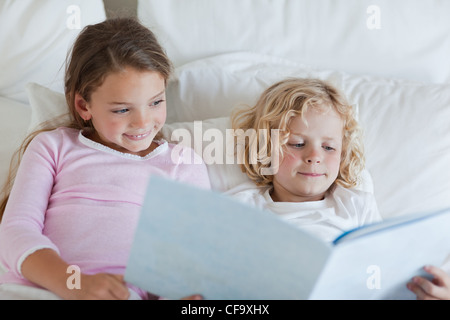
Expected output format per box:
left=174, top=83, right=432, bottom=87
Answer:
left=74, top=93, right=92, bottom=121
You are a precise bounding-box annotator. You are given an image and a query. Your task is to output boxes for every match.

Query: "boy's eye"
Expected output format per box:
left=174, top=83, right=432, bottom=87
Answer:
left=151, top=99, right=164, bottom=107
left=290, top=143, right=305, bottom=148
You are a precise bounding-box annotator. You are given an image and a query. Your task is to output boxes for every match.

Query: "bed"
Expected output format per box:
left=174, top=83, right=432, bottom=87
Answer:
left=1, top=0, right=450, bottom=299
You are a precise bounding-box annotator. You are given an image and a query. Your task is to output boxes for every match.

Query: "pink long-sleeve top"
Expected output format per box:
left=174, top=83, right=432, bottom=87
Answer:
left=0, top=127, right=211, bottom=297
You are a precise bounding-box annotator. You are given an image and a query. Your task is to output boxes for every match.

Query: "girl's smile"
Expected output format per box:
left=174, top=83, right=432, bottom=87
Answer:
left=123, top=130, right=153, bottom=141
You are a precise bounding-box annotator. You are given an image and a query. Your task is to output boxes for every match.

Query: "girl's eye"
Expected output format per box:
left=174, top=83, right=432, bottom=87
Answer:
left=113, top=108, right=129, bottom=114
left=290, top=143, right=305, bottom=148
left=323, top=146, right=335, bottom=151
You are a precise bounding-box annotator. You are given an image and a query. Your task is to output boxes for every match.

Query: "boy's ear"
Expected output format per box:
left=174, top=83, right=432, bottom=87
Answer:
left=74, top=93, right=92, bottom=121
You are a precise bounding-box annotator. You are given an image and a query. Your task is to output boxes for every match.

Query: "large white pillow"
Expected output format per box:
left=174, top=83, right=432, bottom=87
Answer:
left=25, top=82, right=373, bottom=198
left=0, top=0, right=106, bottom=104
left=0, top=97, right=31, bottom=188
left=139, top=0, right=450, bottom=84
left=25, top=83, right=252, bottom=192
left=165, top=52, right=450, bottom=220
left=24, top=50, right=450, bottom=220
left=26, top=83, right=69, bottom=132
left=0, top=83, right=72, bottom=189
left=162, top=117, right=252, bottom=192
left=161, top=117, right=374, bottom=194
left=166, top=52, right=349, bottom=123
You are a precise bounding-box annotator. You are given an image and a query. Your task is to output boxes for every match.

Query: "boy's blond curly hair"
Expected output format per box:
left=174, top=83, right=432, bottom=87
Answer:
left=231, top=78, right=365, bottom=189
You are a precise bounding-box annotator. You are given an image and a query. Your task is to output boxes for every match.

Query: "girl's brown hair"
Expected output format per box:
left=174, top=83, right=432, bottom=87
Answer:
left=231, top=78, right=365, bottom=189
left=0, top=18, right=172, bottom=221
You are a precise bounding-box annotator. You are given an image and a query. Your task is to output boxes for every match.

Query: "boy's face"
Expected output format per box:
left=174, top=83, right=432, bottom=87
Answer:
left=271, top=107, right=343, bottom=202
left=75, top=67, right=167, bottom=157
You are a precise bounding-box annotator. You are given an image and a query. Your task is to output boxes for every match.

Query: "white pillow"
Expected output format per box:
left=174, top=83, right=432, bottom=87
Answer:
left=162, top=117, right=374, bottom=194
left=0, top=97, right=31, bottom=188
left=162, top=117, right=251, bottom=192
left=165, top=52, right=450, bottom=220
left=22, top=83, right=373, bottom=192
left=166, top=52, right=351, bottom=123
left=25, top=83, right=248, bottom=190
left=24, top=83, right=374, bottom=195
left=351, top=78, right=450, bottom=219
left=25, top=48, right=450, bottom=220
left=139, top=0, right=450, bottom=84
left=26, top=83, right=69, bottom=132
left=0, top=0, right=106, bottom=104
left=23, top=84, right=263, bottom=192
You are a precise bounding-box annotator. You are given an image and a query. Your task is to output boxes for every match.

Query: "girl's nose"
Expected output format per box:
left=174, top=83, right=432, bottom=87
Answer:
left=132, top=110, right=150, bottom=128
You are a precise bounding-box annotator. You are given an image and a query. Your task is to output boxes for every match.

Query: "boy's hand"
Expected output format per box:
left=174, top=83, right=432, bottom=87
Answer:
left=407, top=265, right=450, bottom=300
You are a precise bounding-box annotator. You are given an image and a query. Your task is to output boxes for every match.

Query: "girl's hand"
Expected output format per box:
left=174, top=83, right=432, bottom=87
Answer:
left=407, top=265, right=450, bottom=300
left=21, top=249, right=129, bottom=300
left=182, top=294, right=203, bottom=300
left=68, top=273, right=130, bottom=300
left=151, top=293, right=204, bottom=300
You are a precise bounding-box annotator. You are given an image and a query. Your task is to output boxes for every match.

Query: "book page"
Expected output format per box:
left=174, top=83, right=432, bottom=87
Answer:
left=309, top=208, right=450, bottom=299
left=125, top=176, right=332, bottom=300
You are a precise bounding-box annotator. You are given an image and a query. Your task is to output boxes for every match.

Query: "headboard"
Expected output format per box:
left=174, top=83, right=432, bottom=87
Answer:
left=138, top=0, right=450, bottom=84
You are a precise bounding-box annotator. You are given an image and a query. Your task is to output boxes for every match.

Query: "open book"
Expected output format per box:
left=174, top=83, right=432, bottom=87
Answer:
left=124, top=176, right=450, bottom=300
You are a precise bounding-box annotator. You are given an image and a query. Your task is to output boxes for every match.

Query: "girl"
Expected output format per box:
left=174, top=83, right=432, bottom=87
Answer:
left=0, top=18, right=209, bottom=300
left=228, top=78, right=381, bottom=242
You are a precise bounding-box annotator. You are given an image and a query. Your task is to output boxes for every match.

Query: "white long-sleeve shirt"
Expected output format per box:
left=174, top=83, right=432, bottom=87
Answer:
left=0, top=127, right=211, bottom=298
left=226, top=182, right=382, bottom=243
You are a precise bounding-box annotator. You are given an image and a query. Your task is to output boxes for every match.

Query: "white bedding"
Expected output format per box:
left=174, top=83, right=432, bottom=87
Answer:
left=23, top=51, right=450, bottom=220
left=1, top=0, right=450, bottom=300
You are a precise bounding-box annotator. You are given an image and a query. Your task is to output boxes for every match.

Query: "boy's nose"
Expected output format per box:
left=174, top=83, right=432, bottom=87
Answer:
left=306, top=157, right=321, bottom=164
left=305, top=148, right=321, bottom=164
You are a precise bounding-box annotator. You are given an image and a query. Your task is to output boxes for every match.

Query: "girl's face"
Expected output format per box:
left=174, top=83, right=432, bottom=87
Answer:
left=75, top=67, right=166, bottom=157
left=271, top=107, right=343, bottom=202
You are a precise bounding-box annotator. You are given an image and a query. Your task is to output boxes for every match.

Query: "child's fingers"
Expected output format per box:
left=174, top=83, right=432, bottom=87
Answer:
left=412, top=273, right=450, bottom=300
left=422, top=265, right=450, bottom=299
left=407, top=266, right=450, bottom=300
left=424, top=265, right=450, bottom=285
left=181, top=294, right=203, bottom=300
left=413, top=276, right=440, bottom=299
left=407, top=279, right=437, bottom=300
left=108, top=274, right=131, bottom=300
